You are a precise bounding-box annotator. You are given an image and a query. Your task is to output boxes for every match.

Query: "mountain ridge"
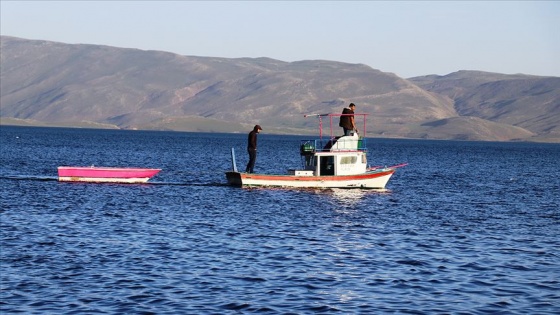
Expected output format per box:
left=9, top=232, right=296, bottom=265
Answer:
left=1, top=36, right=558, bottom=142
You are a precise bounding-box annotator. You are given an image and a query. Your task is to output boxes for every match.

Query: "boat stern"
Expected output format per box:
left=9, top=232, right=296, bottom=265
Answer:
left=225, top=171, right=243, bottom=186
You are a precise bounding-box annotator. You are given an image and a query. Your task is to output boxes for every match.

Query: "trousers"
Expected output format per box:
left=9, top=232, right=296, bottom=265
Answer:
left=246, top=149, right=257, bottom=173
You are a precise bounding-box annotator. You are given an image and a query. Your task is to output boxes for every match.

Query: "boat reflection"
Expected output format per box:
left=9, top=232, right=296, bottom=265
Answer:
left=315, top=187, right=391, bottom=205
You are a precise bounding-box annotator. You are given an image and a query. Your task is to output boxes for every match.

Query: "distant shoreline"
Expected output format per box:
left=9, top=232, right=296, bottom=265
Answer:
left=2, top=121, right=558, bottom=143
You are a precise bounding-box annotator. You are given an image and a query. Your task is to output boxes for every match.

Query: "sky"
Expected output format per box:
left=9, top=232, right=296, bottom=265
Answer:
left=1, top=1, right=559, bottom=78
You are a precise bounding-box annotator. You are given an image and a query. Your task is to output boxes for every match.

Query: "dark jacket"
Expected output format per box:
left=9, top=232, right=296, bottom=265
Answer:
left=247, top=129, right=259, bottom=150
left=339, top=107, right=354, bottom=129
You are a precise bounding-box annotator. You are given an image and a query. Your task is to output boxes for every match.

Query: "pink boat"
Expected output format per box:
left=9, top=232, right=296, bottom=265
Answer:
left=57, top=166, right=161, bottom=183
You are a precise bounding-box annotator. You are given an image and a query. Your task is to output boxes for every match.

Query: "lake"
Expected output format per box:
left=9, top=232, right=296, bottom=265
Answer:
left=1, top=125, right=559, bottom=314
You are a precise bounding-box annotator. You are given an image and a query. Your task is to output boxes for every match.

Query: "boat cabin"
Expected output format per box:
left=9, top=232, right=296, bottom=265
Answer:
left=293, top=132, right=367, bottom=177
left=290, top=114, right=369, bottom=177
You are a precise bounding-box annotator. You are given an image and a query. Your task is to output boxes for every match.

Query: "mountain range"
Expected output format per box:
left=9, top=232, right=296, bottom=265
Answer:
left=1, top=36, right=558, bottom=142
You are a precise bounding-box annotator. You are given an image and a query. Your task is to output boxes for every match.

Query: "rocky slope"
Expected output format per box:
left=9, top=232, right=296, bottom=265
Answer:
left=1, top=36, right=558, bottom=142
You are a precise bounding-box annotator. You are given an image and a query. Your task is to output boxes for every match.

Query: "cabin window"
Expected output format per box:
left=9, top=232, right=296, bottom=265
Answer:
left=319, top=156, right=335, bottom=176
left=304, top=156, right=316, bottom=170
left=340, top=156, right=357, bottom=164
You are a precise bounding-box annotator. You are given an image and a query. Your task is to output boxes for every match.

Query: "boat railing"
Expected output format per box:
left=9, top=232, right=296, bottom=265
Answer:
left=301, top=112, right=369, bottom=155
left=303, top=113, right=369, bottom=139
left=300, top=138, right=367, bottom=155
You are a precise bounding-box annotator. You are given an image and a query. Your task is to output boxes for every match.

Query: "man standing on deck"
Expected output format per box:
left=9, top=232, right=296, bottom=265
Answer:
left=246, top=125, right=262, bottom=173
left=339, top=103, right=357, bottom=136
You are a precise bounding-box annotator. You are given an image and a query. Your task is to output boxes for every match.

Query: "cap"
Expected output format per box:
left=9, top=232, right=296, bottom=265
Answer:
left=254, top=125, right=262, bottom=130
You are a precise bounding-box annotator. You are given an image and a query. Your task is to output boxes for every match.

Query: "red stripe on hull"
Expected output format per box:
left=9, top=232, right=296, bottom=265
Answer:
left=226, top=169, right=395, bottom=189
left=240, top=170, right=394, bottom=182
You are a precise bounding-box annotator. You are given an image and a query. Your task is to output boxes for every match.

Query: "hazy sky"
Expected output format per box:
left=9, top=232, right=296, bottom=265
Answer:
left=1, top=1, right=559, bottom=78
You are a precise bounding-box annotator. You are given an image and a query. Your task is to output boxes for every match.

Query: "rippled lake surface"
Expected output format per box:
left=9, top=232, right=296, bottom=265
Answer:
left=1, top=125, right=559, bottom=314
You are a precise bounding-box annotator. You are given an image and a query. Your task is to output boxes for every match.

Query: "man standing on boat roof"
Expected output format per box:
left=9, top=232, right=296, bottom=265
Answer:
left=246, top=125, right=262, bottom=173
left=339, top=103, right=357, bottom=136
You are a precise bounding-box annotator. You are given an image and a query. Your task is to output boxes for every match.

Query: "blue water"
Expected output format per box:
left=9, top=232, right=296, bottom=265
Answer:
left=1, top=125, right=559, bottom=314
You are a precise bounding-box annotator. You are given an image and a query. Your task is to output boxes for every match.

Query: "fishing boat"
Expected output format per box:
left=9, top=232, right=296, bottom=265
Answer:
left=225, top=113, right=406, bottom=189
left=57, top=166, right=161, bottom=183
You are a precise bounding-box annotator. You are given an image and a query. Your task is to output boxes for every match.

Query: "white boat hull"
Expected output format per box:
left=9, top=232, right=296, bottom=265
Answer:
left=226, top=169, right=395, bottom=189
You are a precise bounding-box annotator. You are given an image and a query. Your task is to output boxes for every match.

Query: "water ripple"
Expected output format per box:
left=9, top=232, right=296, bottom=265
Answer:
left=1, top=127, right=559, bottom=314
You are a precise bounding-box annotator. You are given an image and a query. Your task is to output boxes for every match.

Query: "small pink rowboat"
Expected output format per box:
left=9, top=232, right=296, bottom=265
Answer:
left=57, top=166, right=161, bottom=184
